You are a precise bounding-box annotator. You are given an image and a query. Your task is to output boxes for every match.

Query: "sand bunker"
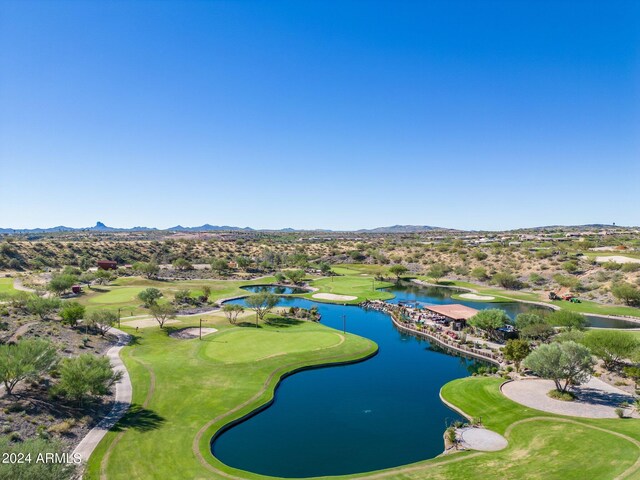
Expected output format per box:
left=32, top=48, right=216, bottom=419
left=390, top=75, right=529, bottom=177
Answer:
left=459, top=293, right=496, bottom=301
left=169, top=327, right=218, bottom=339
left=595, top=255, right=640, bottom=264
left=312, top=293, right=357, bottom=301
left=457, top=427, right=508, bottom=451
left=121, top=318, right=181, bottom=329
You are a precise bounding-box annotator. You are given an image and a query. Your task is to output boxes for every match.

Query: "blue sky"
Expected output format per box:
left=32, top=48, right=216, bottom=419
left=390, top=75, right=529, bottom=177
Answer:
left=1, top=0, right=638, bottom=230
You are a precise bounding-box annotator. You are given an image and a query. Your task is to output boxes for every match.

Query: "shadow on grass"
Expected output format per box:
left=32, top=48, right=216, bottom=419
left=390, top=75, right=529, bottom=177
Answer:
left=112, top=404, right=165, bottom=432
left=265, top=316, right=303, bottom=328
left=237, top=321, right=262, bottom=328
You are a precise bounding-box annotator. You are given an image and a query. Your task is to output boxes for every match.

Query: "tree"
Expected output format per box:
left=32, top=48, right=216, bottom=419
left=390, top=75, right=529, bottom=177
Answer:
left=133, top=261, right=160, bottom=279
left=236, top=256, right=251, bottom=270
left=47, top=274, right=77, bottom=296
left=86, top=310, right=118, bottom=336
left=25, top=296, right=61, bottom=320
left=53, top=354, right=122, bottom=405
left=389, top=264, right=408, bottom=280
left=582, top=330, right=639, bottom=370
left=427, top=264, right=449, bottom=283
left=222, top=303, right=245, bottom=324
left=546, top=310, right=587, bottom=330
left=201, top=285, right=211, bottom=301
left=553, top=330, right=585, bottom=344
left=502, top=339, right=531, bottom=371
left=59, top=301, right=85, bottom=327
left=245, top=293, right=278, bottom=327
left=149, top=303, right=176, bottom=328
left=611, top=282, right=640, bottom=306
left=468, top=309, right=510, bottom=342
left=523, top=341, right=594, bottom=393
left=520, top=322, right=555, bottom=342
left=0, top=339, right=58, bottom=395
left=284, top=269, right=306, bottom=285
left=172, top=258, right=193, bottom=271
left=274, top=272, right=286, bottom=283
left=319, top=262, right=332, bottom=275
left=138, top=287, right=163, bottom=307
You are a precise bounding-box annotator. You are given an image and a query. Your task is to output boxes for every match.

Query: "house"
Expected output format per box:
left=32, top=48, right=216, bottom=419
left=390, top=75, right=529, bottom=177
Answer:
left=97, top=260, right=118, bottom=270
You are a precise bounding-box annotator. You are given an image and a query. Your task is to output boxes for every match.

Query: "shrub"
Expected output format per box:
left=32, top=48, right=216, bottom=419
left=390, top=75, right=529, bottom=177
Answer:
left=59, top=301, right=85, bottom=327
left=492, top=272, right=523, bottom=290
left=53, top=354, right=122, bottom=405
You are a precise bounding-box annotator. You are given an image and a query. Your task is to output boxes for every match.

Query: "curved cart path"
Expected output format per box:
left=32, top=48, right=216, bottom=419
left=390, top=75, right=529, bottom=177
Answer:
left=73, top=327, right=132, bottom=462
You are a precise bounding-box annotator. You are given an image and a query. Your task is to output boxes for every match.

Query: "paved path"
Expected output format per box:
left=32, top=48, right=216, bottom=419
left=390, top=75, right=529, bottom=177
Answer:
left=502, top=377, right=639, bottom=419
left=73, top=327, right=132, bottom=462
left=457, top=427, right=508, bottom=451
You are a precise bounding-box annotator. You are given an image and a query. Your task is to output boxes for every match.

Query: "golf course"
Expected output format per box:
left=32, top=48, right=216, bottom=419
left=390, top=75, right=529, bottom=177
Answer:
left=73, top=270, right=640, bottom=480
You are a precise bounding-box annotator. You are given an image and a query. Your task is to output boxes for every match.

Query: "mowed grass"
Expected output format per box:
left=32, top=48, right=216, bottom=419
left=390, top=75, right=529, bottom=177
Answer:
left=202, top=329, right=345, bottom=363
left=0, top=277, right=16, bottom=294
left=424, top=377, right=640, bottom=480
left=307, top=274, right=394, bottom=304
left=76, top=276, right=278, bottom=315
left=85, top=316, right=377, bottom=480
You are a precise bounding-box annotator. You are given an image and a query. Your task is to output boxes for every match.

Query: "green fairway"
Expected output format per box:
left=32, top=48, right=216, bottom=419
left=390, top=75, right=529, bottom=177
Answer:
left=307, top=274, right=394, bottom=304
left=202, top=329, right=345, bottom=363
left=0, top=277, right=16, bottom=294
left=76, top=276, right=279, bottom=315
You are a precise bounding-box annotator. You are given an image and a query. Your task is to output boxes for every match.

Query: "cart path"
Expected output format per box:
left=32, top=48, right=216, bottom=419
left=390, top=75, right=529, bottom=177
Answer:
left=73, top=328, right=132, bottom=464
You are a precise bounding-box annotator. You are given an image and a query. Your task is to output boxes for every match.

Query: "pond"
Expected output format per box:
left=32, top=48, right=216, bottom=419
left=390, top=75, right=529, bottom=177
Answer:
left=212, top=295, right=485, bottom=477
left=241, top=284, right=310, bottom=295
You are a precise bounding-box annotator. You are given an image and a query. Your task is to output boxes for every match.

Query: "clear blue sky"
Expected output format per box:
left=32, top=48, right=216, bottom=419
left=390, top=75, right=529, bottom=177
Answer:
left=1, top=0, right=638, bottom=230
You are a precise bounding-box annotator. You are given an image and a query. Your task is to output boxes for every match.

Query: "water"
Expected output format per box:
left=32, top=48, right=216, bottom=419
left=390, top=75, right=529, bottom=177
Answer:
left=385, top=281, right=640, bottom=329
left=241, top=285, right=310, bottom=295
left=212, top=281, right=638, bottom=478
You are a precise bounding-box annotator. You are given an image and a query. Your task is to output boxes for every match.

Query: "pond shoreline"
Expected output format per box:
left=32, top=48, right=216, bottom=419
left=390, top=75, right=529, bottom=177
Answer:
left=410, top=279, right=640, bottom=326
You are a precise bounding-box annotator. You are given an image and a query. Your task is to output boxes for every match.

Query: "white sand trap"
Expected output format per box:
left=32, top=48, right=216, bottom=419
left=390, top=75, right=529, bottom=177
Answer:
left=459, top=293, right=495, bottom=301
left=312, top=293, right=358, bottom=301
left=121, top=318, right=181, bottom=329
left=170, top=327, right=218, bottom=339
left=595, top=255, right=640, bottom=264
left=458, top=427, right=508, bottom=451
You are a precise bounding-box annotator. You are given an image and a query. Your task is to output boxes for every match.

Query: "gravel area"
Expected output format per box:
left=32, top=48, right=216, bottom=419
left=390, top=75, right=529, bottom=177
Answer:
left=501, top=377, right=639, bottom=419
